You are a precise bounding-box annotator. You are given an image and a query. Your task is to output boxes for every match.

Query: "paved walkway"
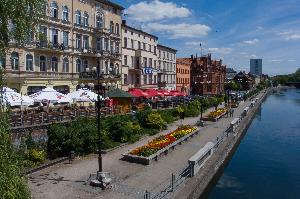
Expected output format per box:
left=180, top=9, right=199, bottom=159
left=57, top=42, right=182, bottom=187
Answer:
left=28, top=98, right=257, bottom=199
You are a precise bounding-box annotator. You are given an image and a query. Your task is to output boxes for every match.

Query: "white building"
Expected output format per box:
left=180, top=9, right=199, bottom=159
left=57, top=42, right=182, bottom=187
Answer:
left=121, top=21, right=159, bottom=91
left=157, top=44, right=177, bottom=90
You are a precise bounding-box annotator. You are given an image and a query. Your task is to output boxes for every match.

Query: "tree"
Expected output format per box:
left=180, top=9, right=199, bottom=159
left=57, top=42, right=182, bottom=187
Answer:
left=0, top=0, right=44, bottom=55
left=0, top=1, right=44, bottom=198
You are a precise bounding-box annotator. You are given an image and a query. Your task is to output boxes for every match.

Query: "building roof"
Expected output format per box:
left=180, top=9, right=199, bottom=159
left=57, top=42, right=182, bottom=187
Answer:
left=157, top=44, right=177, bottom=52
left=122, top=23, right=158, bottom=40
left=96, top=0, right=125, bottom=10
left=226, top=68, right=237, bottom=73
left=176, top=58, right=192, bottom=65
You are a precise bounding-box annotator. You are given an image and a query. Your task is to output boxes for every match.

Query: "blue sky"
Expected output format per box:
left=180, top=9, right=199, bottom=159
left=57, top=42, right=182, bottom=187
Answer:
left=113, top=0, right=300, bottom=75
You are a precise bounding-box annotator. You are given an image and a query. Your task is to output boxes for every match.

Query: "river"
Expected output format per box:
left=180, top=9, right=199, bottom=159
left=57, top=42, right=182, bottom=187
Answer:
left=208, top=88, right=300, bottom=199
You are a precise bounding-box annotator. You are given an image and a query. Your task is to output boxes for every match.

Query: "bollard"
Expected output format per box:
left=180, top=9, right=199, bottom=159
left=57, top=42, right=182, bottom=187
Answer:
left=171, top=173, right=175, bottom=192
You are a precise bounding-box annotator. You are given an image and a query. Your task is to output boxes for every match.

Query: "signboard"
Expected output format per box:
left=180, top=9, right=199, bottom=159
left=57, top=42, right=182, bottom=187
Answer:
left=142, top=67, right=153, bottom=75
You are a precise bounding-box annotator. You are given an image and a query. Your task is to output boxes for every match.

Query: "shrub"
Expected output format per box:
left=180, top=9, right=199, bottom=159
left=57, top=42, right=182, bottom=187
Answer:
left=27, top=149, right=46, bottom=164
left=157, top=109, right=177, bottom=124
left=146, top=112, right=166, bottom=130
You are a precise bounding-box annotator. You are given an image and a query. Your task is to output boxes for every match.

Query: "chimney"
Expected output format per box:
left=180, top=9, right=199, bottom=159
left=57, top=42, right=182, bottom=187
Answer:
left=122, top=20, right=126, bottom=25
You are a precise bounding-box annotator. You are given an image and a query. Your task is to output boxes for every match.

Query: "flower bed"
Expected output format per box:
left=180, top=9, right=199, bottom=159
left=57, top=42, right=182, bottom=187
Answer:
left=205, top=108, right=228, bottom=121
left=122, top=125, right=199, bottom=164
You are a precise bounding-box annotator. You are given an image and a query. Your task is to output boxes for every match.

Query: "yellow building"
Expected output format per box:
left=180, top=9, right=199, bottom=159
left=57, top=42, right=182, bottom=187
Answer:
left=3, top=0, right=124, bottom=95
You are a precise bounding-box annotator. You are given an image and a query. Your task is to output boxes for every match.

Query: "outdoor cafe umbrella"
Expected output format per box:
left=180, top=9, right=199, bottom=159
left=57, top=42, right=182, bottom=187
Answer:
left=0, top=87, right=34, bottom=106
left=128, top=88, right=149, bottom=98
left=29, top=87, right=72, bottom=104
left=67, top=88, right=104, bottom=102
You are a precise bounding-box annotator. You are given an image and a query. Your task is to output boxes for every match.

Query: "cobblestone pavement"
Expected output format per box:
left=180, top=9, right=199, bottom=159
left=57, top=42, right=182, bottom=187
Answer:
left=28, top=99, right=256, bottom=199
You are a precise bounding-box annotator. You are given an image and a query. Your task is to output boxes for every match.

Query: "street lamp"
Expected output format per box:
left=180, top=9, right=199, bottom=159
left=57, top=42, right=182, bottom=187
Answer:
left=91, top=66, right=105, bottom=188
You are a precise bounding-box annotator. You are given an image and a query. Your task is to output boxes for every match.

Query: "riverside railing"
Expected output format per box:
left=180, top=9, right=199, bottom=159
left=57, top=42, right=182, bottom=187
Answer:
left=142, top=90, right=267, bottom=199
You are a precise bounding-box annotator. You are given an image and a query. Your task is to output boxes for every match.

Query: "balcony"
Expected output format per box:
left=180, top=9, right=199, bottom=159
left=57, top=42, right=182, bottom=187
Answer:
left=79, top=71, right=122, bottom=80
left=36, top=41, right=70, bottom=52
left=6, top=71, right=77, bottom=79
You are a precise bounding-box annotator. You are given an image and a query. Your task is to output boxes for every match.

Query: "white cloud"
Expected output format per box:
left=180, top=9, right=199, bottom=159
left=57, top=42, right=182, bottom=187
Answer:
left=271, top=59, right=282, bottom=62
left=250, top=54, right=258, bottom=58
left=144, top=23, right=211, bottom=39
left=242, top=38, right=259, bottom=45
left=184, top=41, right=205, bottom=46
left=288, top=59, right=296, bottom=62
left=285, top=34, right=300, bottom=40
left=206, top=47, right=233, bottom=54
left=277, top=31, right=300, bottom=40
left=257, top=26, right=263, bottom=30
left=126, top=0, right=191, bottom=22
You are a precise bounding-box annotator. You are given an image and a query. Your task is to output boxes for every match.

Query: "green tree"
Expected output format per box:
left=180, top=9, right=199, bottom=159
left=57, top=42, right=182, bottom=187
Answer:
left=0, top=0, right=44, bottom=55
left=0, top=1, right=45, bottom=198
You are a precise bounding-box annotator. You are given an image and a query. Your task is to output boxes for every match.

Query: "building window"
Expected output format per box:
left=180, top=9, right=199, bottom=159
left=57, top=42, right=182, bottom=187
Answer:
left=138, top=41, right=141, bottom=49
left=115, top=42, right=120, bottom=53
left=104, top=38, right=109, bottom=51
left=124, top=37, right=127, bottom=48
left=110, top=41, right=114, bottom=53
left=115, top=23, right=120, bottom=35
left=96, top=14, right=104, bottom=28
left=83, top=12, right=89, bottom=27
left=83, top=60, right=88, bottom=71
left=83, top=35, right=89, bottom=49
left=143, top=75, right=147, bottom=85
left=149, top=58, right=153, bottom=67
left=124, top=74, right=128, bottom=85
left=148, top=44, right=151, bottom=52
left=51, top=1, right=58, bottom=18
left=75, top=34, right=81, bottom=49
left=26, top=54, right=33, bottom=71
left=62, top=31, right=69, bottom=47
left=75, top=10, right=81, bottom=25
left=51, top=57, right=58, bottom=72
left=62, top=6, right=69, bottom=21
left=143, top=43, right=146, bottom=50
left=154, top=75, right=157, bottom=84
left=52, top=29, right=58, bottom=45
left=131, top=39, right=134, bottom=49
left=76, top=59, right=82, bottom=72
left=110, top=21, right=114, bottom=33
left=154, top=46, right=157, bottom=54
left=11, top=52, right=19, bottom=70
left=149, top=75, right=153, bottom=84
left=124, top=55, right=128, bottom=66
left=143, top=57, right=147, bottom=67
left=39, top=55, right=46, bottom=72
left=96, top=37, right=102, bottom=51
left=63, top=57, right=69, bottom=72
left=0, top=55, right=5, bottom=69
left=131, top=56, right=134, bottom=67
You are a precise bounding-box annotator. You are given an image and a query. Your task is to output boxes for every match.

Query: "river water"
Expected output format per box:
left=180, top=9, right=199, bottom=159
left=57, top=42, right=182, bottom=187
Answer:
left=208, top=88, right=300, bottom=199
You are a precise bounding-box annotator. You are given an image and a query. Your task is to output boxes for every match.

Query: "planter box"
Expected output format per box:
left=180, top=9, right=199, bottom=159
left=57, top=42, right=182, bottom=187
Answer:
left=203, top=111, right=227, bottom=122
left=122, top=128, right=200, bottom=165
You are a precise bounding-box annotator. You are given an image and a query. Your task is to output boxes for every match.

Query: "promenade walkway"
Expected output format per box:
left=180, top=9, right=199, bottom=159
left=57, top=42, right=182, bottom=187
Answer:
left=28, top=94, right=262, bottom=199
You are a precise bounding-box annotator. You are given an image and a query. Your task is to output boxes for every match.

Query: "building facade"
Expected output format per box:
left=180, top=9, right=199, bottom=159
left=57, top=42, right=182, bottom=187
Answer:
left=250, top=59, right=262, bottom=76
left=233, top=71, right=255, bottom=90
left=226, top=68, right=237, bottom=82
left=3, top=0, right=124, bottom=95
left=190, top=54, right=226, bottom=95
left=121, top=21, right=158, bottom=91
left=176, top=58, right=191, bottom=95
left=157, top=45, right=177, bottom=90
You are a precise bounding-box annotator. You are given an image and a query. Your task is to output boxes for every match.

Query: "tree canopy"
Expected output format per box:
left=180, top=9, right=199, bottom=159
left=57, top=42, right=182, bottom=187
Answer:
left=0, top=0, right=44, bottom=55
left=272, top=68, right=300, bottom=85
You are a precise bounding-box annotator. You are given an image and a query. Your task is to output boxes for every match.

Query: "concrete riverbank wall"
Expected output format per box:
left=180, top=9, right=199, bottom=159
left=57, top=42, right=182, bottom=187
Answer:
left=174, top=88, right=273, bottom=199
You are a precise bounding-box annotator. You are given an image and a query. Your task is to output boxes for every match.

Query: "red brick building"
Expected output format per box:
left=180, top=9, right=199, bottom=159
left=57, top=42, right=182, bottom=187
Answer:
left=176, top=58, right=191, bottom=95
left=190, top=54, right=226, bottom=95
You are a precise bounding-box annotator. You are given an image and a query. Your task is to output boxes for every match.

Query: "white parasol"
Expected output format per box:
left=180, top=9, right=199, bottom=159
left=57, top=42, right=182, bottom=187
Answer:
left=0, top=87, right=34, bottom=106
left=29, top=87, right=72, bottom=104
left=67, top=88, right=104, bottom=102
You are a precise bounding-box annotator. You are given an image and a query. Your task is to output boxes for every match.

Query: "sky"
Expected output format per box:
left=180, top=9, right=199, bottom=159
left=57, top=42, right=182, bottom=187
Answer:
left=113, top=0, right=300, bottom=75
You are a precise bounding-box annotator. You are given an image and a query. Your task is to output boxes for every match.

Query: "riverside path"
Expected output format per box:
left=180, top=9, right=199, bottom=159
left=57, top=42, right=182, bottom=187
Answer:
left=28, top=93, right=263, bottom=199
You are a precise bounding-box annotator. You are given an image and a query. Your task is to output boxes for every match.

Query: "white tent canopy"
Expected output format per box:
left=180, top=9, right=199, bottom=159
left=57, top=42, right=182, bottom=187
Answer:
left=29, top=87, right=72, bottom=104
left=0, top=87, right=34, bottom=106
left=67, top=88, right=104, bottom=102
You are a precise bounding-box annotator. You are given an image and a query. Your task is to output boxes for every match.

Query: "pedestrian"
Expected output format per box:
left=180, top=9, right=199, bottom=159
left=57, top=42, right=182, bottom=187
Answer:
left=231, top=108, right=234, bottom=117
left=226, top=109, right=229, bottom=117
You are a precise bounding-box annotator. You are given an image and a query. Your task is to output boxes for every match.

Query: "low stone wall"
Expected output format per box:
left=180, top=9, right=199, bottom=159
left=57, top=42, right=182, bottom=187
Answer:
left=174, top=89, right=272, bottom=199
left=122, top=128, right=200, bottom=165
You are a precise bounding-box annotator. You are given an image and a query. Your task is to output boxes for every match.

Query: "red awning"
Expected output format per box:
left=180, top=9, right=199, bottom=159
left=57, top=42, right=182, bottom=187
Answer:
left=169, top=90, right=184, bottom=97
left=144, top=89, right=160, bottom=97
left=157, top=89, right=172, bottom=96
left=128, top=89, right=149, bottom=98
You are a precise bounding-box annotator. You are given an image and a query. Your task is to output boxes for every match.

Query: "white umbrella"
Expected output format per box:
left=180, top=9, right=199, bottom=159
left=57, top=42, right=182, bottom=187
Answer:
left=0, top=87, right=34, bottom=106
left=67, top=88, right=104, bottom=102
left=30, top=87, right=72, bottom=104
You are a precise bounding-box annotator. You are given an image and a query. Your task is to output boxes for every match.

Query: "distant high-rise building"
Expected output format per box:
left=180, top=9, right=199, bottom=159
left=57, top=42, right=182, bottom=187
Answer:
left=250, top=59, right=262, bottom=76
